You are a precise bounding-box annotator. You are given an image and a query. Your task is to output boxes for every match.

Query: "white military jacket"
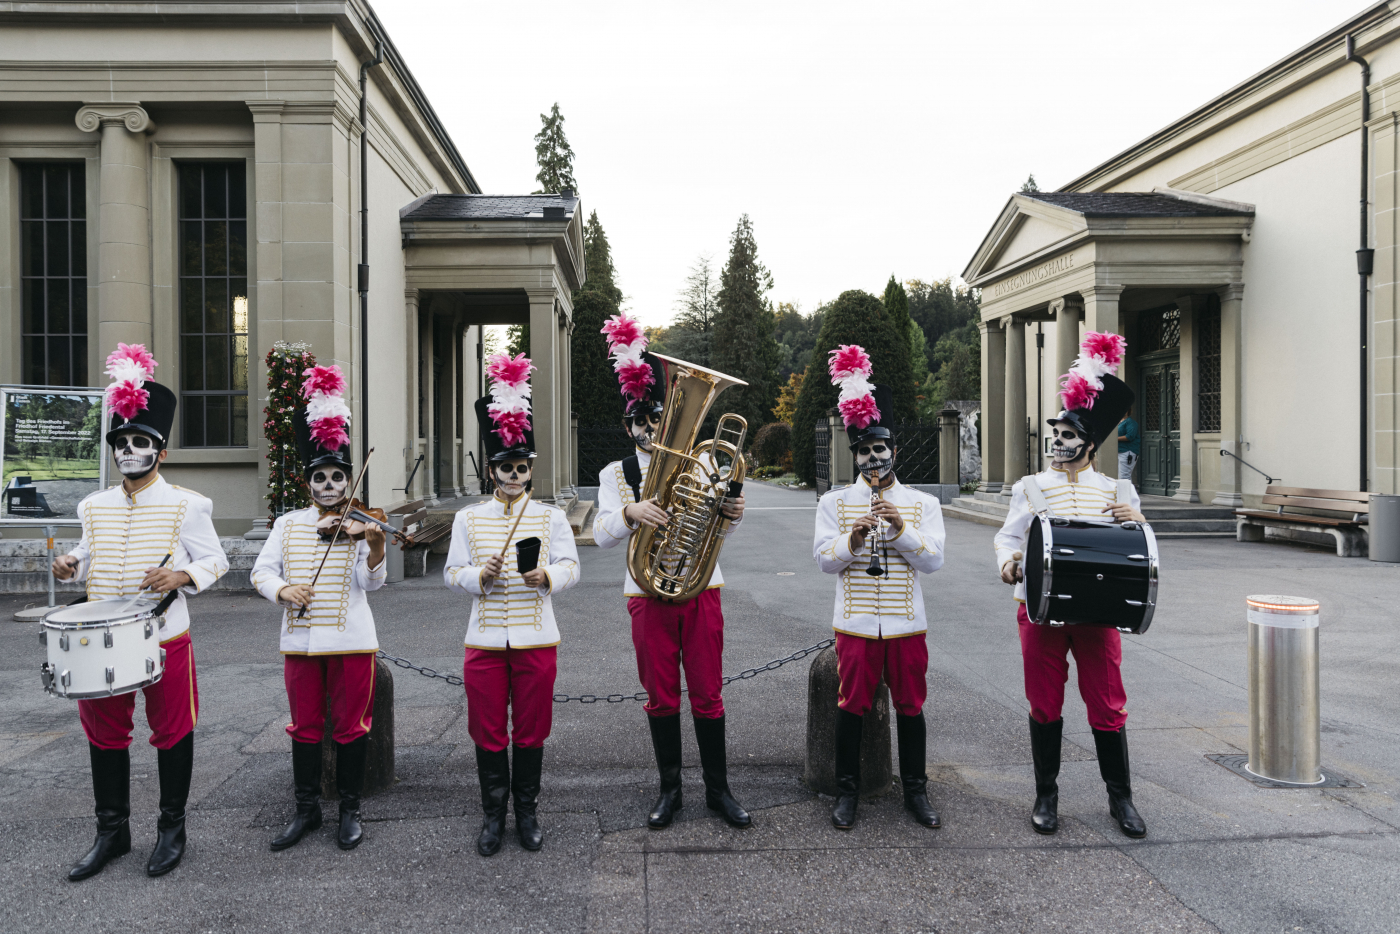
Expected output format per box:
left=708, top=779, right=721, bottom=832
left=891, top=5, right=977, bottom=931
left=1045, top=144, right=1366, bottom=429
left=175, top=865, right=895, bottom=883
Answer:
left=994, top=463, right=1144, bottom=603
left=592, top=447, right=740, bottom=597
left=443, top=493, right=580, bottom=650
left=251, top=505, right=387, bottom=655
left=67, top=474, right=228, bottom=641
left=814, top=476, right=946, bottom=639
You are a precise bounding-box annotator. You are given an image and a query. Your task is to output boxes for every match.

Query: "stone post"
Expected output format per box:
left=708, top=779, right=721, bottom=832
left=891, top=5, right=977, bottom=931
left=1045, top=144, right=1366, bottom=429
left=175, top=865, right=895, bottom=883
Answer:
left=1050, top=296, right=1082, bottom=393
left=76, top=103, right=154, bottom=352
left=404, top=289, right=422, bottom=500
left=1214, top=284, right=1246, bottom=507
left=980, top=321, right=1006, bottom=494
left=829, top=409, right=854, bottom=487
left=803, top=645, right=892, bottom=796
left=527, top=289, right=558, bottom=500
left=938, top=409, right=960, bottom=486
left=321, top=658, right=395, bottom=798
left=1003, top=318, right=1027, bottom=493
left=420, top=308, right=436, bottom=503
left=1082, top=286, right=1124, bottom=467
left=1174, top=295, right=1200, bottom=502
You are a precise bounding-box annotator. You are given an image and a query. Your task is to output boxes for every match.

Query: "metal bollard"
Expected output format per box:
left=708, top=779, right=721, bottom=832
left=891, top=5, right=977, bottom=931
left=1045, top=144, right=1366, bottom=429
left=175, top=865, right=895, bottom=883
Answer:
left=1247, top=595, right=1321, bottom=785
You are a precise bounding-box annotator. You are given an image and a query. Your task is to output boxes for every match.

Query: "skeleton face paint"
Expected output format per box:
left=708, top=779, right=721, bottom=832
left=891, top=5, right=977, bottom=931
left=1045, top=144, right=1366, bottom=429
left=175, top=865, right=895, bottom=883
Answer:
left=628, top=410, right=661, bottom=452
left=111, top=432, right=159, bottom=479
left=855, top=440, right=895, bottom=481
left=494, top=459, right=532, bottom=498
left=309, top=467, right=349, bottom=508
left=1050, top=422, right=1089, bottom=465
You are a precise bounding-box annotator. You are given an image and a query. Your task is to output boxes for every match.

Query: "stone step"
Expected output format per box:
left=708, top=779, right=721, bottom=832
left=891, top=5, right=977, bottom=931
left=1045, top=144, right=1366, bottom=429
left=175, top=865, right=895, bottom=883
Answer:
left=951, top=496, right=1010, bottom=517
left=567, top=499, right=596, bottom=535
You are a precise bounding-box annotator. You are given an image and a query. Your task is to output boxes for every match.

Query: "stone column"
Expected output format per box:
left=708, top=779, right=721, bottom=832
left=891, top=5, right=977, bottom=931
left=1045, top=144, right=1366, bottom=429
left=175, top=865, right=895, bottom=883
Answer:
left=527, top=289, right=559, bottom=500
left=937, top=409, right=960, bottom=485
left=403, top=290, right=422, bottom=501
left=420, top=307, right=437, bottom=504
left=829, top=410, right=854, bottom=486
left=1050, top=296, right=1081, bottom=395
left=76, top=103, right=154, bottom=353
left=1213, top=284, right=1245, bottom=507
left=1082, top=286, right=1124, bottom=467
left=562, top=313, right=576, bottom=494
left=1002, top=318, right=1027, bottom=493
left=1174, top=295, right=1200, bottom=502
left=980, top=321, right=1006, bottom=494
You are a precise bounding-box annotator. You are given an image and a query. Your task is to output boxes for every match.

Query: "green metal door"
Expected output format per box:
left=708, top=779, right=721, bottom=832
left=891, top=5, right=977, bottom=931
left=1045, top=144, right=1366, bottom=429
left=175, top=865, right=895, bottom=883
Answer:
left=1138, top=355, right=1180, bottom=496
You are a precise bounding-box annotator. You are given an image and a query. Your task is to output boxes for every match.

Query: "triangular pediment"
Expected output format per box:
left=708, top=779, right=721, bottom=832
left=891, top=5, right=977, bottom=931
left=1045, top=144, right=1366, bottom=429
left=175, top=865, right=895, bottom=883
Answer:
left=962, top=194, right=1087, bottom=285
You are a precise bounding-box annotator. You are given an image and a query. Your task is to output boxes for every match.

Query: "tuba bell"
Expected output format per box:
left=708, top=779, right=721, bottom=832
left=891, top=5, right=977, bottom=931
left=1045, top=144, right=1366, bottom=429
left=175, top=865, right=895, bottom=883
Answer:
left=626, top=353, right=749, bottom=603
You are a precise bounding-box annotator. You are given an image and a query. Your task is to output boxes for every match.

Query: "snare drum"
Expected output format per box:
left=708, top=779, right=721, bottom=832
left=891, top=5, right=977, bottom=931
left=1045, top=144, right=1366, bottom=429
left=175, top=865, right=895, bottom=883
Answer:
left=39, top=599, right=166, bottom=698
left=1023, top=517, right=1159, bottom=634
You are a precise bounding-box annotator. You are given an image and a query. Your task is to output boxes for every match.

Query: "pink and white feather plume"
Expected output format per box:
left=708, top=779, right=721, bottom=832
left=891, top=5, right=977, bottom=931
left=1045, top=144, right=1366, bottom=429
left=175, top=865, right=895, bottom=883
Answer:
left=103, top=343, right=159, bottom=421
left=486, top=352, right=535, bottom=448
left=1059, top=331, right=1127, bottom=411
left=601, top=312, right=654, bottom=402
left=828, top=344, right=879, bottom=429
left=301, top=364, right=351, bottom=450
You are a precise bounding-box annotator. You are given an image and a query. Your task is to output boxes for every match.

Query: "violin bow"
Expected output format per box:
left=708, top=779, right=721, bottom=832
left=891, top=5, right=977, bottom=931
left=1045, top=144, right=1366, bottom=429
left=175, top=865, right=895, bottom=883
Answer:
left=297, top=447, right=375, bottom=619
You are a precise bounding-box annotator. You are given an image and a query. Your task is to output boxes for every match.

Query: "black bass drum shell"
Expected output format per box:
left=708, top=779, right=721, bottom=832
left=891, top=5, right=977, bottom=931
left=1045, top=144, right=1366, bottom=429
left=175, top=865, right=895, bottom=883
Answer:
left=1024, top=516, right=1159, bottom=634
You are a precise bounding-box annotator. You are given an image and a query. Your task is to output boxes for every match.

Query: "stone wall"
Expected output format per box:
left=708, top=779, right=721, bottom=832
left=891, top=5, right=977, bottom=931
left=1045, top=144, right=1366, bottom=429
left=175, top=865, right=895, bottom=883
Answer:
left=0, top=538, right=263, bottom=594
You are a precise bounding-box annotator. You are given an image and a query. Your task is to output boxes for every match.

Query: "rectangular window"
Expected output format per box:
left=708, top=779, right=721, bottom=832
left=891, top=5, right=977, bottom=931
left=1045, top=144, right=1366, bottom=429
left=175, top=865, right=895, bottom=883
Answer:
left=1197, top=294, right=1221, bottom=432
left=178, top=162, right=248, bottom=446
left=20, top=164, right=87, bottom=387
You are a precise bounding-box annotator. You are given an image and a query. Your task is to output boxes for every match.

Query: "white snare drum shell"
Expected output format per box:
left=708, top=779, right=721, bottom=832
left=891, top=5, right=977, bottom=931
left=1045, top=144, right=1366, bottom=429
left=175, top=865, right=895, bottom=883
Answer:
left=39, top=601, right=166, bottom=699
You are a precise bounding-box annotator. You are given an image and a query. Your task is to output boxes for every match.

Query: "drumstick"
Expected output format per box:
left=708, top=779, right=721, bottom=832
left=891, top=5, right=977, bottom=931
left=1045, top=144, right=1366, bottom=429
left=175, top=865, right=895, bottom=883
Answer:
left=496, top=492, right=532, bottom=562
left=118, top=553, right=171, bottom=614
left=297, top=449, right=375, bottom=619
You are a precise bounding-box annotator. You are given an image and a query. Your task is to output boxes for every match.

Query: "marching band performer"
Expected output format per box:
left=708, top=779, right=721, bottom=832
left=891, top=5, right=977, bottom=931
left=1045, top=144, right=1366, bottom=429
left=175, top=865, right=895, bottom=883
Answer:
left=592, top=314, right=751, bottom=830
left=53, top=344, right=229, bottom=880
left=813, top=346, right=945, bottom=831
left=251, top=364, right=386, bottom=852
left=444, top=353, right=580, bottom=856
left=994, top=331, right=1148, bottom=839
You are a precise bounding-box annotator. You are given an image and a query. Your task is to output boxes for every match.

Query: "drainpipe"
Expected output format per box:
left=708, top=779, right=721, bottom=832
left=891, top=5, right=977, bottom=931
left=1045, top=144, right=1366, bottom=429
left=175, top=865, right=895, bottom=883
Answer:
left=359, top=41, right=384, bottom=503
left=1346, top=34, right=1372, bottom=493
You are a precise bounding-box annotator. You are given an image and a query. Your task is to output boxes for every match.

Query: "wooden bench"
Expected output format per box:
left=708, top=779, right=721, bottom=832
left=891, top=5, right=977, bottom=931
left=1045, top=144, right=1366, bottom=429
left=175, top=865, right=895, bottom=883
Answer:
left=1235, top=486, right=1369, bottom=557
left=388, top=501, right=448, bottom=578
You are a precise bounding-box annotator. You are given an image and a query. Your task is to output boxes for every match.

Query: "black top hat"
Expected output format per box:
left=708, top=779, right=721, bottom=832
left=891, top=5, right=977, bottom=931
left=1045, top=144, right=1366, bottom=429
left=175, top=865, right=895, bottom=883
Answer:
left=475, top=396, right=536, bottom=462
left=105, top=380, right=177, bottom=447
left=294, top=406, right=353, bottom=475
left=1047, top=373, right=1135, bottom=452
left=623, top=352, right=667, bottom=419
left=846, top=384, right=896, bottom=451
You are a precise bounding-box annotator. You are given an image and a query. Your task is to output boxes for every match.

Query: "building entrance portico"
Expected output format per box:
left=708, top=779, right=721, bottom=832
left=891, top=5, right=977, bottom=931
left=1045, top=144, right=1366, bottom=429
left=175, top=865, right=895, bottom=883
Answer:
left=962, top=189, right=1253, bottom=509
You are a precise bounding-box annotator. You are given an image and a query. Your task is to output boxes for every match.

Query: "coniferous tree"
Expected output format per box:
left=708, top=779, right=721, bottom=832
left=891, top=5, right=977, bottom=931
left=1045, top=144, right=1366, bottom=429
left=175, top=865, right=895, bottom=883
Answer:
left=712, top=215, right=781, bottom=433
left=1021, top=174, right=1040, bottom=193
left=883, top=275, right=913, bottom=357
left=790, top=290, right=915, bottom=485
left=571, top=210, right=624, bottom=427
left=533, top=102, right=578, bottom=194
left=665, top=255, right=720, bottom=367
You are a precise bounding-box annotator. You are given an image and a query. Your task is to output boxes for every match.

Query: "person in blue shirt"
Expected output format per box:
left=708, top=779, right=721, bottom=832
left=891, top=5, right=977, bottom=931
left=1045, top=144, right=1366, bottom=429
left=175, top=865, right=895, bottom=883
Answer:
left=1117, top=412, right=1141, bottom=481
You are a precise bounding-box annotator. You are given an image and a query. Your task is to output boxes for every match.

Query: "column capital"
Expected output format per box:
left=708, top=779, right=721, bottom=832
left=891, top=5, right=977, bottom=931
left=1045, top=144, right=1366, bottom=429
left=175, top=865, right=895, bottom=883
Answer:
left=404, top=288, right=420, bottom=304
left=246, top=100, right=287, bottom=122
left=1079, top=285, right=1124, bottom=302
left=76, top=102, right=154, bottom=134
left=1217, top=282, right=1245, bottom=302
left=1048, top=295, right=1083, bottom=317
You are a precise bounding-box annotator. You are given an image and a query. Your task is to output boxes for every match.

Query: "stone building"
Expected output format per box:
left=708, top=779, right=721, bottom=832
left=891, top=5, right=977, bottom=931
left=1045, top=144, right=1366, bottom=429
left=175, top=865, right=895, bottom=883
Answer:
left=963, top=2, right=1400, bottom=507
left=0, top=1, right=583, bottom=537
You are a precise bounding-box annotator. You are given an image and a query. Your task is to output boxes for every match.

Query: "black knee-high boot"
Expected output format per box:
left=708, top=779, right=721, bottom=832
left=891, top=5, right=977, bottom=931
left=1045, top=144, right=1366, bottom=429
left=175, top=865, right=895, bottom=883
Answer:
left=1028, top=716, right=1062, bottom=835
left=512, top=745, right=544, bottom=851
left=147, top=731, right=193, bottom=876
left=475, top=744, right=510, bottom=856
left=831, top=709, right=862, bottom=830
left=896, top=712, right=940, bottom=828
left=335, top=735, right=368, bottom=850
left=693, top=715, right=751, bottom=828
left=69, top=744, right=131, bottom=881
left=270, top=740, right=323, bottom=851
left=646, top=714, right=684, bottom=829
left=1093, top=727, right=1146, bottom=838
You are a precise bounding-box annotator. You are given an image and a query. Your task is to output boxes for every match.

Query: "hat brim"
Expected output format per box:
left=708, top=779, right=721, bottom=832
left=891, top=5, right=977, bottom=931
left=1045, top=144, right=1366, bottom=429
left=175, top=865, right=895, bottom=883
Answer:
left=105, top=423, right=165, bottom=446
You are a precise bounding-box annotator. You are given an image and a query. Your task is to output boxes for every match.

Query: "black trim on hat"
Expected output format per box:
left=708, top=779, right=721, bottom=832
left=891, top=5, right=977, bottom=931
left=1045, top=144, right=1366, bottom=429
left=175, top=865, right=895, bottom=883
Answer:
left=105, top=381, right=177, bottom=447
left=474, top=396, right=536, bottom=463
left=845, top=384, right=896, bottom=451
left=1047, top=374, right=1135, bottom=451
left=294, top=406, right=353, bottom=476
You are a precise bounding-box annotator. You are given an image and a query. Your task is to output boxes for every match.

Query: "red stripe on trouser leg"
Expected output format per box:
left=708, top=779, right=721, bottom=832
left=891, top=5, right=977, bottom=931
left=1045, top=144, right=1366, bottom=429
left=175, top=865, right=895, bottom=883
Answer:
left=834, top=630, right=929, bottom=717
left=462, top=645, right=558, bottom=751
left=629, top=588, right=725, bottom=719
left=1017, top=604, right=1128, bottom=731
left=78, top=631, right=199, bottom=751
left=283, top=653, right=377, bottom=744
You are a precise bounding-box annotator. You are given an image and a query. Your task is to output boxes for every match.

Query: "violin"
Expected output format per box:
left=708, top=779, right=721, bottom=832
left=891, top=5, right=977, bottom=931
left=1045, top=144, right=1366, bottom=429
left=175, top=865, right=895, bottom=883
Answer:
left=316, top=498, right=416, bottom=547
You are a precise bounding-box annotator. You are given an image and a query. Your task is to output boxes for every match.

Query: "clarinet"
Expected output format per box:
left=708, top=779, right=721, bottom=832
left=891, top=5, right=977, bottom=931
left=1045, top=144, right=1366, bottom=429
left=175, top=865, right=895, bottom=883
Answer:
left=866, top=484, right=887, bottom=577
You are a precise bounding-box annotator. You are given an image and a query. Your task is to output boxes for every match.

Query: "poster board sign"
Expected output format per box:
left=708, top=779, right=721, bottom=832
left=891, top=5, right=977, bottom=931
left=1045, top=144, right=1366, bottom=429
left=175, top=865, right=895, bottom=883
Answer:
left=0, top=386, right=109, bottom=525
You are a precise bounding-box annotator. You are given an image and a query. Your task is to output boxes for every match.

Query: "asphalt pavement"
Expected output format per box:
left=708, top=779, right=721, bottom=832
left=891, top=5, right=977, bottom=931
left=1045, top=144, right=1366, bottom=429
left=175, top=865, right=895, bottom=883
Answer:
left=3, top=479, right=1399, bottom=933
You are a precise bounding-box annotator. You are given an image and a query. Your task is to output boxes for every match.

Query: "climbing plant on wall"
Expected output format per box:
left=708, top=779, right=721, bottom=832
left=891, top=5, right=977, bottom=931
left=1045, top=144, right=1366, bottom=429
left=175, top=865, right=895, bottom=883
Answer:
left=263, top=341, right=314, bottom=519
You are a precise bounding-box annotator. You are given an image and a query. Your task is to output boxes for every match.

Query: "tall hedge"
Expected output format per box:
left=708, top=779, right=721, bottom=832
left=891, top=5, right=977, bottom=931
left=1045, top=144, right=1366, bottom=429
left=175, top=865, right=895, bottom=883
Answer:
left=791, top=289, right=915, bottom=485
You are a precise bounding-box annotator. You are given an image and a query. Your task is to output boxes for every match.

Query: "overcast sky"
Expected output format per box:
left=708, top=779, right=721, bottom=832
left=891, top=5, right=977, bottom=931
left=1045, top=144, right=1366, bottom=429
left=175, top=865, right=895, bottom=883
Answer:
left=376, top=0, right=1367, bottom=327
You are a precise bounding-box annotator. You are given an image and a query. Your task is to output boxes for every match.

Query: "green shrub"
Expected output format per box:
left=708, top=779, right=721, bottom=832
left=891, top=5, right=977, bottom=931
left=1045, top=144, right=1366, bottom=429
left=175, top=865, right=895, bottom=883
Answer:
left=751, top=422, right=792, bottom=468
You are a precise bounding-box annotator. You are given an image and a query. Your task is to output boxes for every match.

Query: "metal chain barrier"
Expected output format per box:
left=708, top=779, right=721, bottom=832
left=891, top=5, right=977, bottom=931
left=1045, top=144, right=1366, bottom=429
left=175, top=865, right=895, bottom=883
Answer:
left=375, top=637, right=835, bottom=704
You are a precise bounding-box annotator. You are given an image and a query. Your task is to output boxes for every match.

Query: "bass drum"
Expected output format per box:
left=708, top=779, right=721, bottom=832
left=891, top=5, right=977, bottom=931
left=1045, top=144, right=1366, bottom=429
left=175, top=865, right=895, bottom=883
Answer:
left=1024, top=517, right=1159, bottom=634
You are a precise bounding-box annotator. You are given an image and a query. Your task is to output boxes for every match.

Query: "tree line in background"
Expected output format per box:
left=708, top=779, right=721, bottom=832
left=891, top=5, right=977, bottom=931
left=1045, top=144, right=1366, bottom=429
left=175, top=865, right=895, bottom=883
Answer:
left=528, top=103, right=982, bottom=486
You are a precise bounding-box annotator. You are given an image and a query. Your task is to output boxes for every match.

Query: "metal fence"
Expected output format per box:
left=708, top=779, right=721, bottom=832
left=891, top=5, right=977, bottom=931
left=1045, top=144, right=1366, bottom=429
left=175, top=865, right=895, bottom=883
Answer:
left=814, top=419, right=831, bottom=495
left=577, top=427, right=635, bottom=486
left=890, top=423, right=940, bottom=483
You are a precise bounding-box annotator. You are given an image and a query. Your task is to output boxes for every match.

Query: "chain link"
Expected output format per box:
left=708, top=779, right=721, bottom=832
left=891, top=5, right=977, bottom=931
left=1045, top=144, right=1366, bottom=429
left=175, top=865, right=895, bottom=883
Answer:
left=375, top=637, right=835, bottom=704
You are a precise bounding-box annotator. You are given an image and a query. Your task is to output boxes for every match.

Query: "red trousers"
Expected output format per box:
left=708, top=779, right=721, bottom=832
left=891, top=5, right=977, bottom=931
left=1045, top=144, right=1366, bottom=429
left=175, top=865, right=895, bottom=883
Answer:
left=284, top=653, right=376, bottom=744
left=463, top=645, right=557, bottom=751
left=629, top=588, right=725, bottom=719
left=79, top=631, right=198, bottom=751
left=1017, top=604, right=1128, bottom=731
left=835, top=631, right=929, bottom=717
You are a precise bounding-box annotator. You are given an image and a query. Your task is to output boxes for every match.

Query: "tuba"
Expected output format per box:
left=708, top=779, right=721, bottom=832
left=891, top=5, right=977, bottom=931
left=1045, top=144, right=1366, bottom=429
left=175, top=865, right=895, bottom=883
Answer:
left=626, top=353, right=749, bottom=603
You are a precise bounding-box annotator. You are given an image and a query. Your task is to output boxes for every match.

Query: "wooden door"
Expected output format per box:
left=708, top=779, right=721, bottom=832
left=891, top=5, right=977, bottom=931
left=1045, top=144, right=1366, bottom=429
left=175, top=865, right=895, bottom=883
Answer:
left=1138, top=355, right=1180, bottom=496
